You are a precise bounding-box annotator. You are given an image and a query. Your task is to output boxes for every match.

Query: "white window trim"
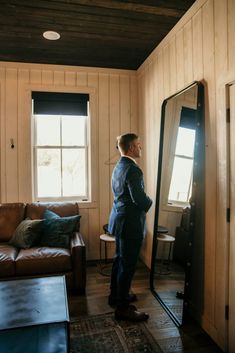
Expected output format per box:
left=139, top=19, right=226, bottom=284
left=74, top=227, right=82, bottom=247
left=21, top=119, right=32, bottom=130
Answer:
left=160, top=98, right=197, bottom=213
left=28, top=86, right=98, bottom=208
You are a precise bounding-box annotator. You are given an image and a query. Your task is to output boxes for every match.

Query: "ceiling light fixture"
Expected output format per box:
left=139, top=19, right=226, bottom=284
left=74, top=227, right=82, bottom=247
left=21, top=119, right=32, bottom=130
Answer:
left=43, top=31, right=60, bottom=40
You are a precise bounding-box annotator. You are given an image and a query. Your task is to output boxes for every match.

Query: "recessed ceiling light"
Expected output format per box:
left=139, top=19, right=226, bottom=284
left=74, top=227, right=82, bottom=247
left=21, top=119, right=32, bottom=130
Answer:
left=43, top=31, right=60, bottom=40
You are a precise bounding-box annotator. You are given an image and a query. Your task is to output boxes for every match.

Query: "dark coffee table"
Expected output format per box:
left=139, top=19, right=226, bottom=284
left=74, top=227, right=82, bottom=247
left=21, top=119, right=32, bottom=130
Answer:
left=0, top=276, right=69, bottom=353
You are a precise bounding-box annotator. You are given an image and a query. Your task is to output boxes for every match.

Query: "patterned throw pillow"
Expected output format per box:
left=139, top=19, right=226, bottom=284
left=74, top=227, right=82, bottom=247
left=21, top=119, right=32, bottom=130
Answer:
left=40, top=209, right=81, bottom=248
left=9, top=219, right=44, bottom=249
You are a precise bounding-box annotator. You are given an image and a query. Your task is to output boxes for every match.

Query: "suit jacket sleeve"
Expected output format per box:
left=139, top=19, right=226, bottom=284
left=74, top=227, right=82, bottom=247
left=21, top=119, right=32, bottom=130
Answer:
left=126, top=165, right=152, bottom=212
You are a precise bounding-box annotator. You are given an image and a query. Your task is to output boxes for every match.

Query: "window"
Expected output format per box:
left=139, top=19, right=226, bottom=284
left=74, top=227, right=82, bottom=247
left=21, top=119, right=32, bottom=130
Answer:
left=168, top=126, right=195, bottom=206
left=32, top=92, right=89, bottom=201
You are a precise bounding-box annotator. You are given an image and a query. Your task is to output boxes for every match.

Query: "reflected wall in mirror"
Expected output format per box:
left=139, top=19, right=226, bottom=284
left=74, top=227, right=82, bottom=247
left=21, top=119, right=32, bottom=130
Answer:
left=150, top=82, right=205, bottom=326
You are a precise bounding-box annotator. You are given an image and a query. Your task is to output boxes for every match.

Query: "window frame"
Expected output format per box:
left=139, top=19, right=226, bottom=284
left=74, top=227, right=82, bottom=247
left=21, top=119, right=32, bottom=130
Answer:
left=30, top=87, right=97, bottom=207
left=167, top=126, right=196, bottom=207
left=167, top=147, right=194, bottom=208
left=160, top=99, right=197, bottom=213
left=33, top=113, right=89, bottom=202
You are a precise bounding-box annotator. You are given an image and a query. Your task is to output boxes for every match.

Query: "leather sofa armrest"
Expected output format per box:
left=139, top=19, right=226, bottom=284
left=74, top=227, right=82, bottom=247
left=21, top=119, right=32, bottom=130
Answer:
left=70, top=232, right=86, bottom=294
left=71, top=231, right=85, bottom=248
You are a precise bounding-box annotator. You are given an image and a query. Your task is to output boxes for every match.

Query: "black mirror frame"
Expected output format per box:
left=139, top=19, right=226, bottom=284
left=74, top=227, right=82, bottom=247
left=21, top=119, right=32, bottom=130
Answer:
left=150, top=81, right=205, bottom=327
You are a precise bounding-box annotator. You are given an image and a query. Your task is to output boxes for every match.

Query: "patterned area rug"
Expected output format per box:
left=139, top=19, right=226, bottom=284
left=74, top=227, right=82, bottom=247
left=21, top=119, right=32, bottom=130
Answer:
left=70, top=312, right=163, bottom=353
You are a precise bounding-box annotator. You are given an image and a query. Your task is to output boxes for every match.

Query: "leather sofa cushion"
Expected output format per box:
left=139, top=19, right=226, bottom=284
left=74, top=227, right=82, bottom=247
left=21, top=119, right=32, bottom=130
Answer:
left=26, top=202, right=80, bottom=231
left=0, top=203, right=26, bottom=242
left=26, top=202, right=79, bottom=219
left=15, top=247, right=72, bottom=275
left=0, top=243, right=18, bottom=276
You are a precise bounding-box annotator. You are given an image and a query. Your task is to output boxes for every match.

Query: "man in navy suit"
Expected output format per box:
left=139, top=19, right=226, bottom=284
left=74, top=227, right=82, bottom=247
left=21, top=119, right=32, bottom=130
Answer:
left=108, top=133, right=152, bottom=321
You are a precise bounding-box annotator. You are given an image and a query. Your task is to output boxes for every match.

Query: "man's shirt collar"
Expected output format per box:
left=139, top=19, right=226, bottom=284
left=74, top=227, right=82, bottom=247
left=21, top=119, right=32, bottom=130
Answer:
left=121, top=155, right=137, bottom=164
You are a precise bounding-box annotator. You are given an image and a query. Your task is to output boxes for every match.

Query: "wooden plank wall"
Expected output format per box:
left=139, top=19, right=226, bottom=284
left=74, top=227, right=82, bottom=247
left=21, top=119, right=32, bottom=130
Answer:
left=137, top=0, right=235, bottom=350
left=0, top=62, right=138, bottom=261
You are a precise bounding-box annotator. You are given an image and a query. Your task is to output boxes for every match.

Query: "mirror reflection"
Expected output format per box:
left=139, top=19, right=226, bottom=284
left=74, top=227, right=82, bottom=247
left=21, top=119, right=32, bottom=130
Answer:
left=150, top=82, right=204, bottom=326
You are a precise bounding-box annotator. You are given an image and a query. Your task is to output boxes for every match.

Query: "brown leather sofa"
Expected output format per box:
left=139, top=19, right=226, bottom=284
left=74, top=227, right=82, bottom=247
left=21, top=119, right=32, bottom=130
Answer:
left=0, top=202, right=86, bottom=294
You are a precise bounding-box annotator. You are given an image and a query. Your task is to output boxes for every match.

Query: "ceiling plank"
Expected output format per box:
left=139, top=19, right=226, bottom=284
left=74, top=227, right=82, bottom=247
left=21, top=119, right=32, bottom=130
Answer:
left=0, top=0, right=196, bottom=69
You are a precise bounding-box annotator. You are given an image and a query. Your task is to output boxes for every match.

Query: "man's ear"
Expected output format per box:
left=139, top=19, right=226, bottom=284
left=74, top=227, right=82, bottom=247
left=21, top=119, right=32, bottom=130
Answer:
left=129, top=143, right=134, bottom=152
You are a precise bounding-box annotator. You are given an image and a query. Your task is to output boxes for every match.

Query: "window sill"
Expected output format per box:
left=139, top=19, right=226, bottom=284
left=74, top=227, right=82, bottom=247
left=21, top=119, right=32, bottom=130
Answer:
left=34, top=198, right=98, bottom=209
left=77, top=200, right=97, bottom=209
left=162, top=203, right=188, bottom=213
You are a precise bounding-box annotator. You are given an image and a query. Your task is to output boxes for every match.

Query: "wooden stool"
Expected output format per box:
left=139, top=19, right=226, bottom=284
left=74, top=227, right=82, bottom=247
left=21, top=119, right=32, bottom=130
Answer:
left=157, top=234, right=175, bottom=274
left=99, top=233, right=115, bottom=276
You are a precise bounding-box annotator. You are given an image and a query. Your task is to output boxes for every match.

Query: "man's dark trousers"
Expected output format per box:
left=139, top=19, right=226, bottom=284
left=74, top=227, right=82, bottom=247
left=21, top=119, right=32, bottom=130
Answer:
left=110, top=233, right=143, bottom=307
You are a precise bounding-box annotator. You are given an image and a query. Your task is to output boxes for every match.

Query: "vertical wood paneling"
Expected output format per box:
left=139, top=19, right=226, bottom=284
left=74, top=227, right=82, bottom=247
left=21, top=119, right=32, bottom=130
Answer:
left=139, top=71, right=150, bottom=265
left=0, top=68, right=6, bottom=202
left=152, top=56, right=160, bottom=189
left=176, top=28, right=185, bottom=90
left=138, top=73, right=145, bottom=156
left=139, top=70, right=148, bottom=264
left=192, top=9, right=203, bottom=80
left=137, top=72, right=145, bottom=261
left=87, top=72, right=100, bottom=258
left=130, top=75, right=138, bottom=133
left=120, top=75, right=130, bottom=133
left=88, top=208, right=100, bottom=259
left=228, top=0, right=235, bottom=71
left=169, top=37, right=177, bottom=95
left=76, top=72, right=88, bottom=86
left=79, top=208, right=89, bottom=253
left=30, top=70, right=42, bottom=84
left=109, top=74, right=120, bottom=208
left=87, top=72, right=98, bottom=87
left=53, top=71, right=64, bottom=86
left=183, top=20, right=193, bottom=84
left=202, top=0, right=216, bottom=324
left=148, top=62, right=154, bottom=200
left=18, top=69, right=31, bottom=202
left=138, top=70, right=147, bottom=180
left=109, top=74, right=120, bottom=151
left=87, top=73, right=99, bottom=207
left=214, top=0, right=228, bottom=78
left=5, top=69, right=18, bottom=201
left=163, top=44, right=170, bottom=98
left=157, top=50, right=164, bottom=103
left=42, top=70, right=53, bottom=85
left=142, top=70, right=148, bottom=167
left=65, top=71, right=76, bottom=86
left=146, top=63, right=155, bottom=268
left=98, top=73, right=110, bottom=231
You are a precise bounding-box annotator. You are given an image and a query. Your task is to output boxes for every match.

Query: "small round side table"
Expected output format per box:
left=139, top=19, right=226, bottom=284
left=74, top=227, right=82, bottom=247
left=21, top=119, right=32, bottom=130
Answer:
left=157, top=225, right=169, bottom=234
left=99, top=233, right=115, bottom=276
left=157, top=234, right=175, bottom=275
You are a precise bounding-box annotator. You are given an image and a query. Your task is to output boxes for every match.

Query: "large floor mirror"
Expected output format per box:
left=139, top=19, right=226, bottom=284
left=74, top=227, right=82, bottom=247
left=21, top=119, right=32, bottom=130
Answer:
left=150, top=82, right=205, bottom=326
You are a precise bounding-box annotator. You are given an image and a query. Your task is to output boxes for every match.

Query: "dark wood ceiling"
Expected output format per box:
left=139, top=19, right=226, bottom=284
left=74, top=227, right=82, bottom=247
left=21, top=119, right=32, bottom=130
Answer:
left=0, top=0, right=196, bottom=70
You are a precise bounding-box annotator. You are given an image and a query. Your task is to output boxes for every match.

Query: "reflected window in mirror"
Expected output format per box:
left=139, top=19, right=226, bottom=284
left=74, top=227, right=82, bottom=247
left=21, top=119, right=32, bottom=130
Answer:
left=160, top=94, right=198, bottom=212
left=168, top=108, right=197, bottom=207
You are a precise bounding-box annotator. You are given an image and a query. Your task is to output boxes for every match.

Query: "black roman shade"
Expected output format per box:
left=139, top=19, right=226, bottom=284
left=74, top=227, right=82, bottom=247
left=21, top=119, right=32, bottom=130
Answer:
left=32, top=92, right=89, bottom=116
left=180, top=107, right=196, bottom=130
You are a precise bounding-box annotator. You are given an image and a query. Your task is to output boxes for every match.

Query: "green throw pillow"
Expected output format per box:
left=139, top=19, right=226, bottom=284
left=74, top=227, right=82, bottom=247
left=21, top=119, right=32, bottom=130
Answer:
left=40, top=209, right=81, bottom=248
left=9, top=219, right=44, bottom=249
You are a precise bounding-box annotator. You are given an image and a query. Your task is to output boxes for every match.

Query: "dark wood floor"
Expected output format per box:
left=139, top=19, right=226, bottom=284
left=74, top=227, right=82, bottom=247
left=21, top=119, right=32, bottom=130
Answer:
left=68, top=261, right=223, bottom=353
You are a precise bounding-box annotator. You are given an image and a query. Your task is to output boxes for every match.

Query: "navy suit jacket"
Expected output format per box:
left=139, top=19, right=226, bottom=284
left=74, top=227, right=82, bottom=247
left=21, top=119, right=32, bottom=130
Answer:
left=108, top=156, right=152, bottom=239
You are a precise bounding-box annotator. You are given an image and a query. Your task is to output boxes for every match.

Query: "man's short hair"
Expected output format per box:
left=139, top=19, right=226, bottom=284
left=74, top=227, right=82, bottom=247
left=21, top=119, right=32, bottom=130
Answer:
left=116, top=133, right=138, bottom=154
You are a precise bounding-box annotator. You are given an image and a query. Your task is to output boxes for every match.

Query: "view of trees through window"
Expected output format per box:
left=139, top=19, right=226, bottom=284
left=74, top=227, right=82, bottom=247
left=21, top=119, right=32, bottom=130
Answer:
left=34, top=114, right=88, bottom=200
left=168, top=127, right=195, bottom=205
